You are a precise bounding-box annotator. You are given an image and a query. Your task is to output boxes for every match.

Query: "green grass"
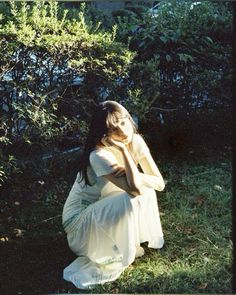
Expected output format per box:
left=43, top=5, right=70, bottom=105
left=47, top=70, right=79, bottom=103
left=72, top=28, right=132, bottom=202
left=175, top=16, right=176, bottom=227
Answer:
left=0, top=156, right=232, bottom=294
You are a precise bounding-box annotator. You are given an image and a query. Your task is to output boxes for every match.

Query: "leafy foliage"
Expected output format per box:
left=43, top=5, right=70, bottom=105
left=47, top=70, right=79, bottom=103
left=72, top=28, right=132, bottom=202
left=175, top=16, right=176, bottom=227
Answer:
left=114, top=0, right=232, bottom=115
left=0, top=1, right=135, bottom=185
left=0, top=0, right=233, bottom=185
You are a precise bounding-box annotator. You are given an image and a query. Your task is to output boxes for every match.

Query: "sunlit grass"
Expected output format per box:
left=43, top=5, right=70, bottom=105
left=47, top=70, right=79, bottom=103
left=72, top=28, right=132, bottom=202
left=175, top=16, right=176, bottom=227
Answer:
left=90, top=158, right=232, bottom=293
left=1, top=157, right=232, bottom=294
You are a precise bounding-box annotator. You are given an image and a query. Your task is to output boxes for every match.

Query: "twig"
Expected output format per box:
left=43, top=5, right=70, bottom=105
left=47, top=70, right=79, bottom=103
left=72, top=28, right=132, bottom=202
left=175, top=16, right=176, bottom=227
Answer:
left=151, top=107, right=178, bottom=112
left=40, top=214, right=62, bottom=224
left=30, top=214, right=62, bottom=228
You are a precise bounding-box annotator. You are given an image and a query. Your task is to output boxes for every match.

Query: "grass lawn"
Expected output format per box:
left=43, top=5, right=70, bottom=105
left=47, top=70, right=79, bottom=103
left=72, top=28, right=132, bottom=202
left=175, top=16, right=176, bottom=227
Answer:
left=0, top=153, right=232, bottom=294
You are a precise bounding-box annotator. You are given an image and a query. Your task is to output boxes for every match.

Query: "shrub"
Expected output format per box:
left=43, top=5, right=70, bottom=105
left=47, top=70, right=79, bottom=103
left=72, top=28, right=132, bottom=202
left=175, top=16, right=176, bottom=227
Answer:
left=0, top=1, right=135, bottom=185
left=0, top=0, right=232, bottom=186
left=115, top=0, right=232, bottom=116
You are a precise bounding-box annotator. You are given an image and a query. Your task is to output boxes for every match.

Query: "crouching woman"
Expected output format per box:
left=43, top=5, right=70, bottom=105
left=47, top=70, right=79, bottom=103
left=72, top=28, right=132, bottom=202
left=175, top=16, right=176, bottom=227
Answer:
left=62, top=100, right=165, bottom=289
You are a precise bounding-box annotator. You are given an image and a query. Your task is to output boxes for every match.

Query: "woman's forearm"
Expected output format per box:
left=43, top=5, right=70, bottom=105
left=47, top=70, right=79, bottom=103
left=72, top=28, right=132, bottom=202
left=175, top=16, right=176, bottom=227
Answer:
left=139, top=172, right=165, bottom=191
left=121, top=148, right=165, bottom=193
left=122, top=147, right=143, bottom=194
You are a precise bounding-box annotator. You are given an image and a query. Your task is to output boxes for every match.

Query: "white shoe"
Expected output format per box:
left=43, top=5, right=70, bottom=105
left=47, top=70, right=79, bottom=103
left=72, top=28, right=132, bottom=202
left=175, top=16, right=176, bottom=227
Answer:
left=135, top=246, right=145, bottom=258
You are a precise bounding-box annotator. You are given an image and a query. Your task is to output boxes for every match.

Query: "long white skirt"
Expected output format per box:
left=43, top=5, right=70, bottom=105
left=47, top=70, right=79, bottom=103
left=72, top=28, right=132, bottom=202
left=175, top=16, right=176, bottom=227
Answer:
left=63, top=187, right=164, bottom=289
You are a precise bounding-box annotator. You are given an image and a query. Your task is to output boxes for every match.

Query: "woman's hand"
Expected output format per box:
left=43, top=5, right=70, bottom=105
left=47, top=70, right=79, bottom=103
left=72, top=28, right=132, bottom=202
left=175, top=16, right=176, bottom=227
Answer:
left=107, top=137, right=126, bottom=151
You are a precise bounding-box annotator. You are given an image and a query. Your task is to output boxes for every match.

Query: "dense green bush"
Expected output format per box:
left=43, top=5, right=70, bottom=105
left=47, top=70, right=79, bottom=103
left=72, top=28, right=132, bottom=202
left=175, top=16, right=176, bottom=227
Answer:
left=115, top=0, right=232, bottom=116
left=0, top=1, right=135, bottom=185
left=0, top=0, right=233, bottom=186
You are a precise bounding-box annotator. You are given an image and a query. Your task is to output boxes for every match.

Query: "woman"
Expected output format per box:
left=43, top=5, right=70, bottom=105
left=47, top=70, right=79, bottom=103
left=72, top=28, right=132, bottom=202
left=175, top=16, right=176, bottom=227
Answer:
left=62, top=100, right=165, bottom=289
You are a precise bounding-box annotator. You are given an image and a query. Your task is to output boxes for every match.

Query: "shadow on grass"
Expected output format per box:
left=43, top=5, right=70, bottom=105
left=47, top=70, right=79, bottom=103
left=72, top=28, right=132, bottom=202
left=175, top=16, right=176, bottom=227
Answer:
left=1, top=235, right=77, bottom=295
left=1, top=235, right=232, bottom=294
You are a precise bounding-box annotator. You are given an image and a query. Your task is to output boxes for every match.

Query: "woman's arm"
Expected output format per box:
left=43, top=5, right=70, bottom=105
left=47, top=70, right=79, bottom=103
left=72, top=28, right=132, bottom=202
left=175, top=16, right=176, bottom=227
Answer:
left=121, top=146, right=143, bottom=194
left=102, top=137, right=165, bottom=195
left=138, top=152, right=165, bottom=191
left=104, top=170, right=142, bottom=197
left=103, top=138, right=143, bottom=197
left=105, top=153, right=165, bottom=194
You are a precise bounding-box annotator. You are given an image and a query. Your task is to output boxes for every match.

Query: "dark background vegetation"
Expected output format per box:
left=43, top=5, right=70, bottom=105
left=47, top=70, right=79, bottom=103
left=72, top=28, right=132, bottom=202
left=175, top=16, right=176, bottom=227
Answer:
left=0, top=1, right=233, bottom=294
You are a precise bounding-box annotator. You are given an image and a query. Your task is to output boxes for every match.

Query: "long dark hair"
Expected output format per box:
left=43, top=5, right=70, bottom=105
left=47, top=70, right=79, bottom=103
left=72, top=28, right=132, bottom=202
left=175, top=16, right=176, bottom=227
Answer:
left=79, top=100, right=137, bottom=186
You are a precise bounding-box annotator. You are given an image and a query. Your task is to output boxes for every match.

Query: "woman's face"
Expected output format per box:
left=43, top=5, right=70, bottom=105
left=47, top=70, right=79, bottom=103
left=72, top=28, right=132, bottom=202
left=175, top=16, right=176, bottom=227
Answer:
left=107, top=115, right=134, bottom=144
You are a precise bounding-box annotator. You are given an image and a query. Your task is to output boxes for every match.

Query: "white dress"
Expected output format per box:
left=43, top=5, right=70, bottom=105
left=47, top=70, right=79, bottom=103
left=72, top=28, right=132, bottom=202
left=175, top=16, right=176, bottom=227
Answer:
left=62, top=134, right=164, bottom=289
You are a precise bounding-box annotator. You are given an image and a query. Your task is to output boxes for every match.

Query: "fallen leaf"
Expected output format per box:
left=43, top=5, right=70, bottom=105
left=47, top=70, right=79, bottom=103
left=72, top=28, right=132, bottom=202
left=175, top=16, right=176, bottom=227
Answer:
left=185, top=228, right=193, bottom=234
left=198, top=283, right=208, bottom=289
left=14, top=201, right=20, bottom=206
left=195, top=195, right=205, bottom=206
left=214, top=185, right=222, bottom=191
left=38, top=180, right=45, bottom=185
left=111, top=288, right=119, bottom=294
left=203, top=256, right=210, bottom=263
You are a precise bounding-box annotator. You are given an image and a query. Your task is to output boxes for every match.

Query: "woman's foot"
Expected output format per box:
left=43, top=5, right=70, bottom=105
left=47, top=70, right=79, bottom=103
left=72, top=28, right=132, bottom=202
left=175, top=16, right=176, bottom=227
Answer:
left=135, top=246, right=145, bottom=258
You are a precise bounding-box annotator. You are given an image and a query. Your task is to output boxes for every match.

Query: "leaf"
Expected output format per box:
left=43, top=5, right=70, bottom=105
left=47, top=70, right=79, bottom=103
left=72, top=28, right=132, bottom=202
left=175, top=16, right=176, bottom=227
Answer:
left=189, top=247, right=196, bottom=252
left=205, top=36, right=213, bottom=44
left=203, top=256, right=210, bottom=263
left=138, top=41, right=145, bottom=48
left=177, top=53, right=194, bottom=63
left=198, top=283, right=208, bottom=289
left=160, top=36, right=168, bottom=43
left=111, top=288, right=119, bottom=294
left=214, top=185, right=222, bottom=191
left=38, top=180, right=45, bottom=185
left=185, top=228, right=193, bottom=234
left=165, top=54, right=172, bottom=62
left=13, top=228, right=25, bottom=238
left=195, top=195, right=205, bottom=206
